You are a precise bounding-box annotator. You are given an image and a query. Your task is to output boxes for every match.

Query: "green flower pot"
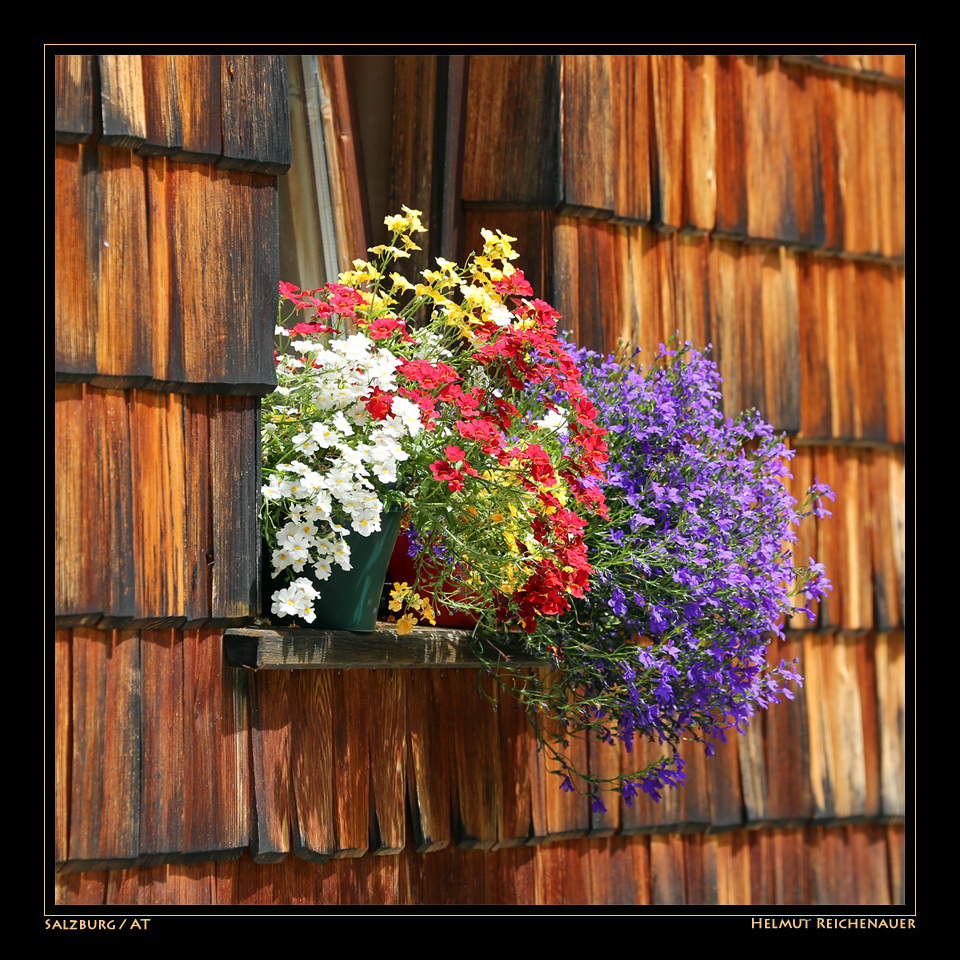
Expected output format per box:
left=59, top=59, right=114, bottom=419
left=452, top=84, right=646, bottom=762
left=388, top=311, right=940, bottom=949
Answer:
left=263, top=509, right=403, bottom=632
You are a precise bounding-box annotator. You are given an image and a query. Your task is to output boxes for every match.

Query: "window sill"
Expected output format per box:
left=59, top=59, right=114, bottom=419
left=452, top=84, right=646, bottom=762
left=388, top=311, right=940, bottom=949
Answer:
left=223, top=623, right=550, bottom=670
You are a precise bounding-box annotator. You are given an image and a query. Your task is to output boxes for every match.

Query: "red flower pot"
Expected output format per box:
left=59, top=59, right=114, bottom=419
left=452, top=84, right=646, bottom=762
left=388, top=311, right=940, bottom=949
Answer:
left=386, top=532, right=480, bottom=628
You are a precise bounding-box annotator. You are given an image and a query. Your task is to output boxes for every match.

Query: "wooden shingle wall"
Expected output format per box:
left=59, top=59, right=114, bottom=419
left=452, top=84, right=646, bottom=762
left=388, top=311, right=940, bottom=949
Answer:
left=54, top=53, right=907, bottom=906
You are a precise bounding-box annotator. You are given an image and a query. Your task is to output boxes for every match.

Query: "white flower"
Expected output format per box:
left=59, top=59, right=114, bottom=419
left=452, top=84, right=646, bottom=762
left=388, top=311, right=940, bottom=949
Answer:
left=535, top=407, right=569, bottom=434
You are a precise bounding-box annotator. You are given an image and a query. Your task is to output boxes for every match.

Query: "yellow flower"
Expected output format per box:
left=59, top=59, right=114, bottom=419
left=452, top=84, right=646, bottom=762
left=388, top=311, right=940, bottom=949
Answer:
left=389, top=272, right=415, bottom=293
left=397, top=614, right=418, bottom=635
left=384, top=206, right=427, bottom=236
left=368, top=244, right=409, bottom=260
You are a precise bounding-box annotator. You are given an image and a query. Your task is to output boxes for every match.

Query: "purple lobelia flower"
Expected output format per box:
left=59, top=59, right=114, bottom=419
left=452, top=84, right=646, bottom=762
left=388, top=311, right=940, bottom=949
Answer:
left=518, top=338, right=832, bottom=801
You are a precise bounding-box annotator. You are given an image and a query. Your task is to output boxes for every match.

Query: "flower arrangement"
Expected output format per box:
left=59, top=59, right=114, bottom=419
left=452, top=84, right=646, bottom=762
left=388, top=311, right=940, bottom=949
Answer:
left=260, top=208, right=833, bottom=807
left=260, top=208, right=609, bottom=632
left=491, top=341, right=834, bottom=806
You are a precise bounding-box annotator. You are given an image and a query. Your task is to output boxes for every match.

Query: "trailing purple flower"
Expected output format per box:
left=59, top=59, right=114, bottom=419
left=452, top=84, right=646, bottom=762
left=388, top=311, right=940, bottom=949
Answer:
left=518, top=338, right=832, bottom=800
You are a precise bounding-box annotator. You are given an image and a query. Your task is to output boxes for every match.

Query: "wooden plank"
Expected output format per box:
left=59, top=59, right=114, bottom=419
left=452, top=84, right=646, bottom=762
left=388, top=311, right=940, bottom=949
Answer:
left=858, top=263, right=894, bottom=443
left=675, top=736, right=711, bottom=833
left=650, top=833, right=686, bottom=904
left=682, top=55, right=717, bottom=233
left=705, top=721, right=743, bottom=831
left=462, top=54, right=561, bottom=208
left=613, top=226, right=638, bottom=348
left=598, top=835, right=649, bottom=905
left=750, top=58, right=798, bottom=244
left=66, top=628, right=140, bottom=872
left=649, top=55, right=685, bottom=229
left=55, top=871, right=108, bottom=906
left=683, top=832, right=718, bottom=905
left=367, top=669, right=406, bottom=854
left=875, top=630, right=905, bottom=819
left=851, top=823, right=893, bottom=905
left=627, top=225, right=663, bottom=354
left=889, top=89, right=906, bottom=259
left=390, top=54, right=439, bottom=284
left=99, top=389, right=137, bottom=623
left=714, top=55, right=751, bottom=238
left=138, top=55, right=183, bottom=156
left=168, top=164, right=278, bottom=391
left=173, top=55, right=221, bottom=164
left=612, top=55, right=652, bottom=223
left=651, top=229, right=680, bottom=344
left=249, top=670, right=292, bottom=862
left=814, top=70, right=845, bottom=252
left=98, top=56, right=147, bottom=149
left=714, top=830, right=749, bottom=905
left=889, top=448, right=905, bottom=627
left=783, top=61, right=826, bottom=248
left=885, top=265, right=906, bottom=445
left=796, top=253, right=833, bottom=439
left=759, top=246, right=796, bottom=433
left=406, top=669, right=453, bottom=852
left=220, top=55, right=292, bottom=175
left=55, top=384, right=103, bottom=619
left=55, top=54, right=94, bottom=143
left=182, top=394, right=212, bottom=624
left=813, top=446, right=842, bottom=630
left=856, top=633, right=882, bottom=818
left=887, top=822, right=906, bottom=904
left=287, top=671, right=335, bottom=862
left=131, top=391, right=188, bottom=622
left=737, top=711, right=769, bottom=825
left=560, top=54, right=614, bottom=218
left=586, top=729, right=620, bottom=838
left=748, top=827, right=776, bottom=904
left=437, top=55, right=469, bottom=261
left=181, top=627, right=248, bottom=860
left=873, top=83, right=899, bottom=260
left=826, top=634, right=868, bottom=819
left=827, top=260, right=863, bottom=439
left=866, top=449, right=902, bottom=631
left=332, top=669, right=372, bottom=857
left=549, top=216, right=581, bottom=345
left=95, top=146, right=153, bottom=384
left=143, top=156, right=184, bottom=387
left=536, top=839, right=591, bottom=904
left=452, top=669, right=502, bottom=850
left=676, top=233, right=713, bottom=348
left=577, top=219, right=621, bottom=352
left=732, top=243, right=767, bottom=420
left=55, top=143, right=99, bottom=376
left=225, top=625, right=552, bottom=668
left=532, top=669, right=590, bottom=841
left=853, top=77, right=882, bottom=257
left=855, top=449, right=876, bottom=631
left=493, top=670, right=540, bottom=848
left=803, top=634, right=836, bottom=821
left=232, top=171, right=281, bottom=389
left=486, top=843, right=537, bottom=905
left=138, top=629, right=185, bottom=862
left=786, top=445, right=823, bottom=625
left=762, top=245, right=801, bottom=435
left=833, top=448, right=872, bottom=631
left=210, top=396, right=261, bottom=623
left=761, top=634, right=813, bottom=823
left=55, top=630, right=72, bottom=865
left=317, top=55, right=371, bottom=269
left=771, top=827, right=811, bottom=905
